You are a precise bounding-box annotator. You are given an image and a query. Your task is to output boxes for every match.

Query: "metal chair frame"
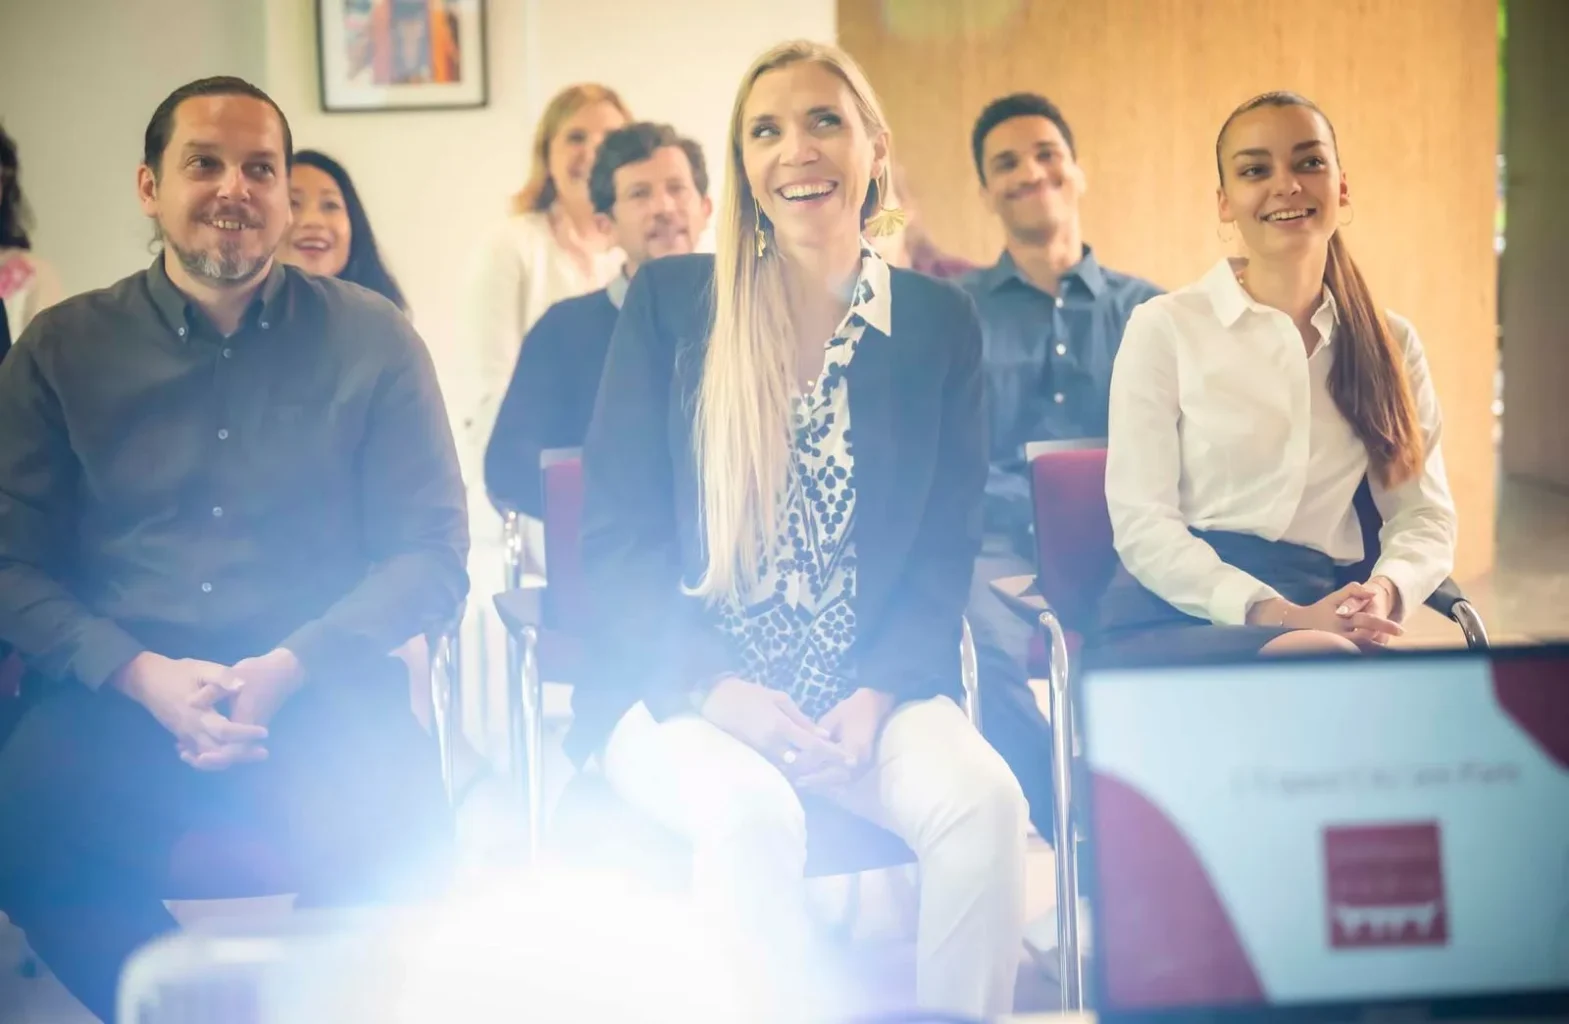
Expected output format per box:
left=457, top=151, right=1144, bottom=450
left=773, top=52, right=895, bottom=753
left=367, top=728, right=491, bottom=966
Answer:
left=1011, top=437, right=1491, bottom=1011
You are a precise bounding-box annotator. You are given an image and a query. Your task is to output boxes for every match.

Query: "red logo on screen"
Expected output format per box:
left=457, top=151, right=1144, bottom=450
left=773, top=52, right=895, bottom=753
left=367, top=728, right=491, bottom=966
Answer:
left=1324, top=822, right=1448, bottom=949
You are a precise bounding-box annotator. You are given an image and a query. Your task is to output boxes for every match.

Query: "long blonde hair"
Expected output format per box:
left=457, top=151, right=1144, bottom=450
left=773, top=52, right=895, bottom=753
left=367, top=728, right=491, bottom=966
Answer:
left=510, top=83, right=631, bottom=215
left=689, top=40, right=899, bottom=602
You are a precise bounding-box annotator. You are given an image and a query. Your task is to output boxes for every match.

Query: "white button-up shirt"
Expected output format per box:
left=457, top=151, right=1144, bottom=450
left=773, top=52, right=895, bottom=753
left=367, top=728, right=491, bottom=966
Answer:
left=1105, top=258, right=1457, bottom=625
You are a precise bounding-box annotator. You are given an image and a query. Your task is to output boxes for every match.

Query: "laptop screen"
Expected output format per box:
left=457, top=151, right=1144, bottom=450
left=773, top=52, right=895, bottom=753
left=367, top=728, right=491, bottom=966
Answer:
left=1079, top=645, right=1569, bottom=1021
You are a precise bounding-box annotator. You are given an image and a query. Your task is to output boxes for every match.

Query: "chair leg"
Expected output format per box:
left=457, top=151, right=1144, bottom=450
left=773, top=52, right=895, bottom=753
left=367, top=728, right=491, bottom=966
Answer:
left=959, top=615, right=982, bottom=729
left=506, top=625, right=545, bottom=861
left=1450, top=600, right=1490, bottom=649
left=1040, top=609, right=1084, bottom=1011
left=431, top=631, right=460, bottom=809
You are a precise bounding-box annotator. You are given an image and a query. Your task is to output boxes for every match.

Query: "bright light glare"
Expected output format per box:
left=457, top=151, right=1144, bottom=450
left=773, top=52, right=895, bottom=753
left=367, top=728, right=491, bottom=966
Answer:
left=392, top=867, right=755, bottom=1024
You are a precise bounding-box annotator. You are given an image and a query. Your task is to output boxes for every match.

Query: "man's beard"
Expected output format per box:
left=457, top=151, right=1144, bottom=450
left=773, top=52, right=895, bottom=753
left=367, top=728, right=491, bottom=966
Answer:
left=169, top=235, right=270, bottom=285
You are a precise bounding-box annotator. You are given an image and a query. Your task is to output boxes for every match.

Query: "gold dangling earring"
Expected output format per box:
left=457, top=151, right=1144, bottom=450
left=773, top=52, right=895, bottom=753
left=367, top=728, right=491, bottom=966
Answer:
left=1216, top=222, right=1235, bottom=244
left=1340, top=201, right=1355, bottom=227
left=865, top=204, right=909, bottom=238
left=753, top=198, right=768, bottom=258
left=862, top=171, right=908, bottom=238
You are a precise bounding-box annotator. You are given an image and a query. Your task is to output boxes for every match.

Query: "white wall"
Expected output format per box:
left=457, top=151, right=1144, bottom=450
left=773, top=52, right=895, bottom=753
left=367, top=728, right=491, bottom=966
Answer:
left=0, top=0, right=266, bottom=297
left=4, top=0, right=835, bottom=419
left=264, top=0, right=837, bottom=429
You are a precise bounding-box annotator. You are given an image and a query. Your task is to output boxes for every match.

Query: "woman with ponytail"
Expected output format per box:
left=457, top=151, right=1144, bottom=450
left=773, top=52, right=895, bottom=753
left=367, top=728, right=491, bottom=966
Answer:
left=1099, top=91, right=1457, bottom=663
left=572, top=39, right=1027, bottom=1021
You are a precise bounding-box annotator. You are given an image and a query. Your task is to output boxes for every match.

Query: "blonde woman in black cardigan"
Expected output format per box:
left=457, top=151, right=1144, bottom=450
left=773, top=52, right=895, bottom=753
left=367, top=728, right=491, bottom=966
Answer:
left=574, top=40, right=1027, bottom=1022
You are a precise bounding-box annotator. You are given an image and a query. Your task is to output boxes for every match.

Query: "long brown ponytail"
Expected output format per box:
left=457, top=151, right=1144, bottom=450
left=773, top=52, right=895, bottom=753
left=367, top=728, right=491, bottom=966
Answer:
left=1217, top=92, right=1424, bottom=488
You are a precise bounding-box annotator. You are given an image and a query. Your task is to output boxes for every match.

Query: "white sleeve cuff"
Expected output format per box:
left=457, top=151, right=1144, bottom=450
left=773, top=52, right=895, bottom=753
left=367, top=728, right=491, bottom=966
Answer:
left=1369, top=558, right=1422, bottom=622
left=1210, top=571, right=1282, bottom=627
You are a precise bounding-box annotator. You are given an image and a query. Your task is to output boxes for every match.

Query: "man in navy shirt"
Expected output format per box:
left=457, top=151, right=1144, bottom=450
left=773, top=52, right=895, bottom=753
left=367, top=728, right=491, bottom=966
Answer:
left=960, top=93, right=1160, bottom=846
left=485, top=123, right=711, bottom=516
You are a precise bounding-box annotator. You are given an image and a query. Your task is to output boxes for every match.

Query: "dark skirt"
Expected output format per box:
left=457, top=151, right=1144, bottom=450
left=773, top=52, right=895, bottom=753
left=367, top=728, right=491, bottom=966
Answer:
left=1089, top=529, right=1341, bottom=669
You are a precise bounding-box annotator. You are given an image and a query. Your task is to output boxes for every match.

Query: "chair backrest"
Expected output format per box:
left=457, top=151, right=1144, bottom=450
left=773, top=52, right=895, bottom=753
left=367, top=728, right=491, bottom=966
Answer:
left=1028, top=440, right=1118, bottom=635
left=1345, top=477, right=1382, bottom=585
left=540, top=447, right=588, bottom=635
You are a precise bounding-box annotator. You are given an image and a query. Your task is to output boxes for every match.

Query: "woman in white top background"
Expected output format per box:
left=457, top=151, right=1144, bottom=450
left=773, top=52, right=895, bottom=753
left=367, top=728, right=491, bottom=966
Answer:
left=444, top=85, right=631, bottom=831
left=0, top=124, right=63, bottom=362
left=460, top=82, right=631, bottom=479
left=1100, top=91, right=1457, bottom=663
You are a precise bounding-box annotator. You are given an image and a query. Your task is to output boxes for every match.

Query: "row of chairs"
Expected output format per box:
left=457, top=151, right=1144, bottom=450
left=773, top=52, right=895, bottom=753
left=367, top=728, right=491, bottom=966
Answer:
left=486, top=440, right=1491, bottom=1012
left=0, top=440, right=1488, bottom=1011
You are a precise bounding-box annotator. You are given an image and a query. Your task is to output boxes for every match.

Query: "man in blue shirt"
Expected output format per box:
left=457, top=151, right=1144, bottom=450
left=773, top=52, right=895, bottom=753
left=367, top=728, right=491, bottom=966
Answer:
left=961, top=93, right=1160, bottom=845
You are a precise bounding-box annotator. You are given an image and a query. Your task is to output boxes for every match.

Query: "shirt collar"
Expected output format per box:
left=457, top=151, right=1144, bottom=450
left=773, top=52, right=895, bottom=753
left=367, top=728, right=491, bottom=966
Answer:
left=981, top=244, right=1107, bottom=298
left=844, top=241, right=893, bottom=337
left=1205, top=257, right=1339, bottom=343
left=606, top=267, right=631, bottom=310
left=146, top=254, right=288, bottom=339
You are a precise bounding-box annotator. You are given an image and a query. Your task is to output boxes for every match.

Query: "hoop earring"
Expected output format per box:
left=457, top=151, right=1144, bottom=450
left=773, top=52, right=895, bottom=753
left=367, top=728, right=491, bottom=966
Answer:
left=1216, top=222, right=1236, bottom=244
left=1340, top=201, right=1355, bottom=226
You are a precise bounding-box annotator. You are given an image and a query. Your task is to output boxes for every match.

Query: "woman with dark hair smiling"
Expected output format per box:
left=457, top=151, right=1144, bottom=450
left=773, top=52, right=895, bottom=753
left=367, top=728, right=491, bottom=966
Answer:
left=281, top=149, right=408, bottom=311
left=0, top=123, right=64, bottom=361
left=1098, top=92, right=1457, bottom=663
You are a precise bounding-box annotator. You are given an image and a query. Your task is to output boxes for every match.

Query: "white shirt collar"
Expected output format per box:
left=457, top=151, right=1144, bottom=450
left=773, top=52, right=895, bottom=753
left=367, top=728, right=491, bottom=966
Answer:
left=845, top=242, right=894, bottom=338
left=1203, top=257, right=1339, bottom=345
left=605, top=267, right=631, bottom=310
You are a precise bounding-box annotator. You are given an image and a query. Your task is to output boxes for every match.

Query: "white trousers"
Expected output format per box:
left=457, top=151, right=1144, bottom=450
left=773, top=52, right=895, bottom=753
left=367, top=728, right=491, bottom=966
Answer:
left=602, top=694, right=1028, bottom=1020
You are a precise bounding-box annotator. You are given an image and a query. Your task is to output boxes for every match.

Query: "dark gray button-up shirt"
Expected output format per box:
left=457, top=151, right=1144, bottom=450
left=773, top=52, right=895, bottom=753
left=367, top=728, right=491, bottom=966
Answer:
left=0, top=256, right=468, bottom=690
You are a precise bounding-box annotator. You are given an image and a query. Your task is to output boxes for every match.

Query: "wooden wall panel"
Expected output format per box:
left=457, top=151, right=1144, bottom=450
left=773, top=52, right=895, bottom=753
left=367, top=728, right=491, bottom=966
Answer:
left=842, top=0, right=1498, bottom=579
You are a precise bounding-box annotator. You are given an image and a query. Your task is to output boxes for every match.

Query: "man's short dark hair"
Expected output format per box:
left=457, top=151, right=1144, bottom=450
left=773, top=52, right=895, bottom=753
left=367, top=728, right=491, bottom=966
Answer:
left=589, top=122, right=709, bottom=217
left=143, top=76, right=294, bottom=178
left=970, top=92, right=1075, bottom=184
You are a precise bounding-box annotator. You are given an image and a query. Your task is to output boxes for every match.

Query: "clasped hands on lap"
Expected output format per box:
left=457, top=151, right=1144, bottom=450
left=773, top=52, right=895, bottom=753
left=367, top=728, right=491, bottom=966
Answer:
left=699, top=677, right=895, bottom=791
left=107, top=648, right=304, bottom=771
left=1247, top=575, right=1404, bottom=651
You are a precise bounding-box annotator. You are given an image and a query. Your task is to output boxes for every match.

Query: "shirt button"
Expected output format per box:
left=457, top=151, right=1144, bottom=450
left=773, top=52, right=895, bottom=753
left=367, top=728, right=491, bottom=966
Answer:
left=217, top=428, right=229, bottom=440
left=1054, top=296, right=1065, bottom=309
left=1053, top=392, right=1066, bottom=404
left=211, top=506, right=224, bottom=518
left=222, top=348, right=233, bottom=359
left=259, top=320, right=270, bottom=330
left=1055, top=343, right=1068, bottom=356
left=200, top=582, right=213, bottom=594
left=176, top=326, right=187, bottom=337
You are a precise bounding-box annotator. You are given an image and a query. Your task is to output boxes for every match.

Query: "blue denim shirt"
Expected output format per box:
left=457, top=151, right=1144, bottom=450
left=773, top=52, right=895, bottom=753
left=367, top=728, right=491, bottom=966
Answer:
left=961, top=246, right=1161, bottom=546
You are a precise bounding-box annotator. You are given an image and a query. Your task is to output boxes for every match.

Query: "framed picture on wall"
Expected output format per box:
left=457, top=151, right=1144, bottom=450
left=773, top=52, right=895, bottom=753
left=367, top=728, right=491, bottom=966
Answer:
left=317, top=0, right=487, bottom=113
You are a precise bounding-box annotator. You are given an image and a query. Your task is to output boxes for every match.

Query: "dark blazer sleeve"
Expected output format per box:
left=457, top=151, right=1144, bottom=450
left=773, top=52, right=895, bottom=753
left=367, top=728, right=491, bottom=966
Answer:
left=484, top=310, right=555, bottom=517
left=579, top=261, right=735, bottom=722
left=858, top=289, right=987, bottom=700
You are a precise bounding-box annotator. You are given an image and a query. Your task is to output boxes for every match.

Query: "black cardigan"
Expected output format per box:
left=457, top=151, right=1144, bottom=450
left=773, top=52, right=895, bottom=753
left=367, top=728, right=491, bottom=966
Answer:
left=566, top=253, right=986, bottom=764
